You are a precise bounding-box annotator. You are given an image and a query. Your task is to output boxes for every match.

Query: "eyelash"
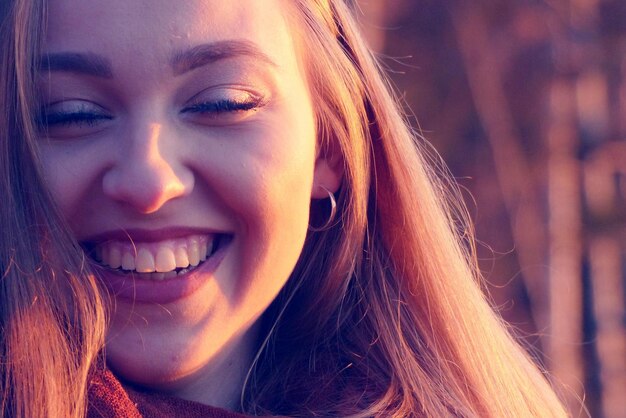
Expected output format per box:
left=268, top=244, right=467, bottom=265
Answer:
left=40, top=110, right=113, bottom=128
left=181, top=97, right=264, bottom=115
left=38, top=97, right=264, bottom=130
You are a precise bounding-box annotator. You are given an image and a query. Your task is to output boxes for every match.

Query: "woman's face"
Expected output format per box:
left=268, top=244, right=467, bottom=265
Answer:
left=40, top=0, right=339, bottom=403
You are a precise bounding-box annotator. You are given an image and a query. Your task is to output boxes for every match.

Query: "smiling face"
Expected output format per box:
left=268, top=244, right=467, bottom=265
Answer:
left=39, top=0, right=340, bottom=408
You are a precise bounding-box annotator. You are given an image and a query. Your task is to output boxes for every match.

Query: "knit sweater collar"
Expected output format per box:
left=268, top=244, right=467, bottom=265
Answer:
left=87, top=368, right=263, bottom=418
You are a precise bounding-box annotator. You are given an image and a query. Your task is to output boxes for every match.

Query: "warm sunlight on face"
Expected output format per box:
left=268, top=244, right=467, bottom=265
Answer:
left=39, top=0, right=338, bottom=408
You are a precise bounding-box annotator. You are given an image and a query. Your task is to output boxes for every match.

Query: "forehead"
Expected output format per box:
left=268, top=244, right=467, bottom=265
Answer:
left=44, top=0, right=296, bottom=66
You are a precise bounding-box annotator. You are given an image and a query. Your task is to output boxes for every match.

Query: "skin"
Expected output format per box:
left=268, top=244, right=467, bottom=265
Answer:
left=39, top=0, right=341, bottom=409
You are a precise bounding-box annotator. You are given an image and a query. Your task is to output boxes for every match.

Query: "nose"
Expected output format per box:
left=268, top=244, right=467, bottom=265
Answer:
left=102, top=123, right=193, bottom=214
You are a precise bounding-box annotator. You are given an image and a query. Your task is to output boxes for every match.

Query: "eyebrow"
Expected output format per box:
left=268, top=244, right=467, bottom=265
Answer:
left=171, top=40, right=277, bottom=75
left=38, top=40, right=276, bottom=79
left=39, top=52, right=113, bottom=78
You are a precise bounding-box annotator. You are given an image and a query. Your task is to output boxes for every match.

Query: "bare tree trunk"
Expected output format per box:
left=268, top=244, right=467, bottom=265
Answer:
left=453, top=3, right=586, bottom=413
left=589, top=235, right=626, bottom=418
left=585, top=141, right=626, bottom=418
left=451, top=5, right=550, bottom=356
left=546, top=78, right=585, bottom=414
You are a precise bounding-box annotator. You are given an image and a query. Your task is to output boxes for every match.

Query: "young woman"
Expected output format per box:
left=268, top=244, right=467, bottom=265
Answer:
left=0, top=0, right=571, bottom=417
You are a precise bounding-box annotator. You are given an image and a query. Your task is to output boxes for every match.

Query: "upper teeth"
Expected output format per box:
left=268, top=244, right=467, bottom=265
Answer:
left=95, top=234, right=214, bottom=274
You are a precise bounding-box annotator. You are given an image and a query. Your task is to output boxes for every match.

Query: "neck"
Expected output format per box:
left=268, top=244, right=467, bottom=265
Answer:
left=156, top=323, right=260, bottom=411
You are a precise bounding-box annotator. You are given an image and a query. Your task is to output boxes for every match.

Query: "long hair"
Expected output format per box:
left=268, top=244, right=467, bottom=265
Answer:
left=244, top=1, right=570, bottom=417
left=0, top=1, right=106, bottom=417
left=0, top=0, right=569, bottom=417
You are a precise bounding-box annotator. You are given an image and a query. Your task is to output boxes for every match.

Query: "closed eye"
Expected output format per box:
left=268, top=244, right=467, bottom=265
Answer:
left=182, top=98, right=262, bottom=114
left=37, top=100, right=113, bottom=139
left=180, top=87, right=268, bottom=125
left=40, top=110, right=113, bottom=127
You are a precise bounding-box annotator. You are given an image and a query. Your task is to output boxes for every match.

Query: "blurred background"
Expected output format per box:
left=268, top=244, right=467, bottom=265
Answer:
left=355, top=1, right=626, bottom=417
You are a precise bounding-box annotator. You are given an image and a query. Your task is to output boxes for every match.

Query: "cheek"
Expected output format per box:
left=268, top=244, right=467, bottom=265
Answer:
left=224, top=146, right=315, bottom=267
left=202, top=127, right=316, bottom=300
left=38, top=140, right=113, bottom=222
left=189, top=111, right=318, bottom=231
left=40, top=141, right=114, bottom=234
left=239, top=142, right=315, bottom=232
left=39, top=148, right=88, bottom=217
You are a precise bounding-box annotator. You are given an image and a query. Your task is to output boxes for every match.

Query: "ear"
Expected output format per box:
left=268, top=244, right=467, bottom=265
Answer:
left=311, top=148, right=343, bottom=199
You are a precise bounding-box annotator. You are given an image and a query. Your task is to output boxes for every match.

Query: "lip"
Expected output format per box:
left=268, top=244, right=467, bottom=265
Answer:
left=84, top=228, right=232, bottom=304
left=82, top=227, right=219, bottom=244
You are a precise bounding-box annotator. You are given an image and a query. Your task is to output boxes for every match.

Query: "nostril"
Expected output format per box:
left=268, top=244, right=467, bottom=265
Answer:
left=102, top=160, right=193, bottom=213
left=99, top=121, right=195, bottom=213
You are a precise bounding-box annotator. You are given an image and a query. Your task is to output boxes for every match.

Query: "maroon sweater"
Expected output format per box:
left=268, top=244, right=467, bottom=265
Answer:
left=87, top=369, right=264, bottom=418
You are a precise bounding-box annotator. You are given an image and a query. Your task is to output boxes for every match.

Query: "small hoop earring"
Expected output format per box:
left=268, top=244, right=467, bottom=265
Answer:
left=308, top=186, right=337, bottom=232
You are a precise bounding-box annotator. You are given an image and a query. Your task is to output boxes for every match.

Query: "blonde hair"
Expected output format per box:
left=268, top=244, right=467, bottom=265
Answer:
left=0, top=1, right=106, bottom=417
left=244, top=1, right=570, bottom=416
left=0, top=0, right=568, bottom=417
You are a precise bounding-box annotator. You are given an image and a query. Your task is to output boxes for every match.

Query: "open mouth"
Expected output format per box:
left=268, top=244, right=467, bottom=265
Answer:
left=84, top=233, right=231, bottom=281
